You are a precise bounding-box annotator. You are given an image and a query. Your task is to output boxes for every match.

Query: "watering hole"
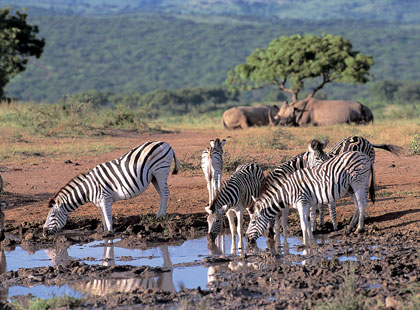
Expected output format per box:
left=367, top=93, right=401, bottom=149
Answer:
left=0, top=231, right=384, bottom=303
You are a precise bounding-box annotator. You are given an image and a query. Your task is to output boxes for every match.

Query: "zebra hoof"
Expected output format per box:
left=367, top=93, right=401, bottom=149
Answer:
left=355, top=227, right=365, bottom=234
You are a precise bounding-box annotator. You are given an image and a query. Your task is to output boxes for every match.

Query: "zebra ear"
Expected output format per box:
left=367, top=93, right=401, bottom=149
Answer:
left=321, top=138, right=329, bottom=149
left=220, top=139, right=226, bottom=147
left=209, top=139, right=215, bottom=148
left=205, top=205, right=212, bottom=214
left=251, top=195, right=257, bottom=203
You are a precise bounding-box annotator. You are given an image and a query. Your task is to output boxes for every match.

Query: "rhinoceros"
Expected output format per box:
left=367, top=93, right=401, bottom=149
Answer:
left=269, top=99, right=374, bottom=127
left=222, top=104, right=282, bottom=130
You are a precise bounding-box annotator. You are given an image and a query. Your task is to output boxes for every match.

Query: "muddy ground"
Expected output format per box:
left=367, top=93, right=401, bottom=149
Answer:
left=1, top=129, right=420, bottom=309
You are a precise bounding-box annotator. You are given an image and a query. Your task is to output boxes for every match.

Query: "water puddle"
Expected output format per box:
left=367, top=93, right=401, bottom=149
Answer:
left=0, top=233, right=382, bottom=301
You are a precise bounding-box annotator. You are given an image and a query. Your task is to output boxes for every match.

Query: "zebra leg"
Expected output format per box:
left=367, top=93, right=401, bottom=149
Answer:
left=226, top=209, right=237, bottom=251
left=207, top=182, right=212, bottom=204
left=354, top=190, right=368, bottom=233
left=348, top=194, right=360, bottom=232
left=296, top=201, right=313, bottom=247
left=281, top=207, right=289, bottom=239
left=319, top=205, right=325, bottom=227
left=329, top=202, right=338, bottom=231
left=152, top=174, right=170, bottom=218
left=310, top=205, right=317, bottom=232
left=236, top=209, right=244, bottom=249
left=98, top=199, right=114, bottom=232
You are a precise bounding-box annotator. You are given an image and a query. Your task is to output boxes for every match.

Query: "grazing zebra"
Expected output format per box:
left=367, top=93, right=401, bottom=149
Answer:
left=307, top=136, right=403, bottom=230
left=0, top=201, right=5, bottom=242
left=246, top=151, right=374, bottom=247
left=201, top=138, right=226, bottom=204
left=43, top=141, right=179, bottom=236
left=247, top=149, right=320, bottom=240
left=205, top=163, right=265, bottom=249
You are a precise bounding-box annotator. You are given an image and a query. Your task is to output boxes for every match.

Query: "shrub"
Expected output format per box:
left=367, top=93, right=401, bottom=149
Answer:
left=410, top=134, right=420, bottom=155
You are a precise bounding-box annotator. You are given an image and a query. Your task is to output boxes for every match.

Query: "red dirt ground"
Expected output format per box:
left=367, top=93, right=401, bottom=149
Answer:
left=1, top=129, right=419, bottom=234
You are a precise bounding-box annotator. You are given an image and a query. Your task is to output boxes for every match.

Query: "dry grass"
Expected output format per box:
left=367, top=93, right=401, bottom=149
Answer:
left=0, top=102, right=416, bottom=166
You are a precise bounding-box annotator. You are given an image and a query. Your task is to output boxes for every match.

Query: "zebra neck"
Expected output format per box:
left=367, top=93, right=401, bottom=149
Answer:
left=55, top=175, right=93, bottom=213
left=273, top=186, right=289, bottom=209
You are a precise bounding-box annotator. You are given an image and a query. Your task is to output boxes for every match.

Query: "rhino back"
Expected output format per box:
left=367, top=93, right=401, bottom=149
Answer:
left=298, top=99, right=368, bottom=126
left=222, top=107, right=247, bottom=129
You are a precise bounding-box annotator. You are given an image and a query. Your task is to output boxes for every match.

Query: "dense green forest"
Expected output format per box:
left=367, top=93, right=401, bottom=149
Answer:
left=3, top=13, right=420, bottom=103
left=4, top=0, right=419, bottom=23
left=2, top=0, right=420, bottom=111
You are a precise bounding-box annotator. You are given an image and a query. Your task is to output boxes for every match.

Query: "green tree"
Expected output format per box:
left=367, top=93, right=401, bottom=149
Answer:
left=226, top=34, right=374, bottom=101
left=0, top=8, right=45, bottom=98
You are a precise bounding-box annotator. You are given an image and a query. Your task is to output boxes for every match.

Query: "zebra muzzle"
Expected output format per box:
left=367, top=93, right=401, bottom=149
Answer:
left=207, top=233, right=217, bottom=242
left=43, top=227, right=50, bottom=237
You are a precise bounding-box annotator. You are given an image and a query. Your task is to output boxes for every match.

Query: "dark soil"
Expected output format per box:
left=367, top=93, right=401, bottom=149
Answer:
left=1, top=129, right=420, bottom=309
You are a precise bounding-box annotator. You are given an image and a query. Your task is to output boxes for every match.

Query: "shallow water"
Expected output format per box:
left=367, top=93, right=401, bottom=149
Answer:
left=0, top=233, right=381, bottom=301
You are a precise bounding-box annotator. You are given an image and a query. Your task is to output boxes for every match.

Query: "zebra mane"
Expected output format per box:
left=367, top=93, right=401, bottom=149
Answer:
left=49, top=172, right=88, bottom=207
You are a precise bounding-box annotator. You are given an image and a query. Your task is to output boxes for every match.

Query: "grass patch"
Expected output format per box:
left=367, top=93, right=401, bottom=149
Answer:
left=180, top=297, right=211, bottom=310
left=315, top=264, right=368, bottom=310
left=11, top=295, right=81, bottom=310
left=0, top=99, right=154, bottom=138
left=246, top=127, right=292, bottom=150
left=410, top=134, right=420, bottom=155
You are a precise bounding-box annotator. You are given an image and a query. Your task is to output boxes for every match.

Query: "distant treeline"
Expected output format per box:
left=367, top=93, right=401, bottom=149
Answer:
left=4, top=0, right=420, bottom=23
left=4, top=12, right=420, bottom=103
left=64, top=80, right=420, bottom=117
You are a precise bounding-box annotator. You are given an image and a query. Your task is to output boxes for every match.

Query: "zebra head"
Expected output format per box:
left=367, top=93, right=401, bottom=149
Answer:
left=205, top=204, right=227, bottom=242
left=43, top=199, right=68, bottom=236
left=307, top=138, right=329, bottom=168
left=246, top=213, right=269, bottom=244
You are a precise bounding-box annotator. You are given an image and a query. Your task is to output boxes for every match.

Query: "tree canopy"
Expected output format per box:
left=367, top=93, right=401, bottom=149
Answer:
left=0, top=8, right=45, bottom=98
left=226, top=34, right=375, bottom=101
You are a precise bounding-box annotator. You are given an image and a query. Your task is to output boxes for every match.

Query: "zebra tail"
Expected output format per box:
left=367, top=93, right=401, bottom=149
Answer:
left=369, top=164, right=376, bottom=204
left=172, top=151, right=180, bottom=175
left=371, top=143, right=404, bottom=156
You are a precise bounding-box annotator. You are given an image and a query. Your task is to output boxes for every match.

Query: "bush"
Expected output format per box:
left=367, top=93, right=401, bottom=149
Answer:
left=410, top=134, right=420, bottom=155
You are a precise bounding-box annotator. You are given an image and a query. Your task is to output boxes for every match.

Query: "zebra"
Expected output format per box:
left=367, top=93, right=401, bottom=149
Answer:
left=0, top=201, right=5, bottom=242
left=43, top=141, right=179, bottom=236
left=308, top=136, right=403, bottom=167
left=246, top=151, right=374, bottom=247
left=307, top=136, right=403, bottom=230
left=205, top=163, right=265, bottom=249
left=247, top=149, right=319, bottom=240
left=201, top=138, right=226, bottom=204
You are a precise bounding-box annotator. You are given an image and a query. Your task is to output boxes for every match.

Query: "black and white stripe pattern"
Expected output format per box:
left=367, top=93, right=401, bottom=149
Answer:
left=205, top=163, right=265, bottom=249
left=246, top=151, right=374, bottom=247
left=43, top=141, right=179, bottom=236
left=307, top=136, right=403, bottom=230
left=201, top=138, right=226, bottom=204
left=247, top=150, right=317, bottom=239
left=0, top=201, right=5, bottom=241
left=309, top=136, right=403, bottom=167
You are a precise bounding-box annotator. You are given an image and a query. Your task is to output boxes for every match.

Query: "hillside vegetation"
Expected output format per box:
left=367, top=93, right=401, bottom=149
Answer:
left=4, top=12, right=420, bottom=103
left=4, top=0, right=420, bottom=23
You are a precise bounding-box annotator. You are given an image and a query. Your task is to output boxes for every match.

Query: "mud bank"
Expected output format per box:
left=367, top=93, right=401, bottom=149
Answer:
left=1, top=213, right=420, bottom=309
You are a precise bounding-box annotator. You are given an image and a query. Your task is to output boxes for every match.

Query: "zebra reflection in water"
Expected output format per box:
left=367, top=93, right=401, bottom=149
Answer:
left=0, top=250, right=8, bottom=304
left=45, top=240, right=176, bottom=294
left=207, top=234, right=291, bottom=284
